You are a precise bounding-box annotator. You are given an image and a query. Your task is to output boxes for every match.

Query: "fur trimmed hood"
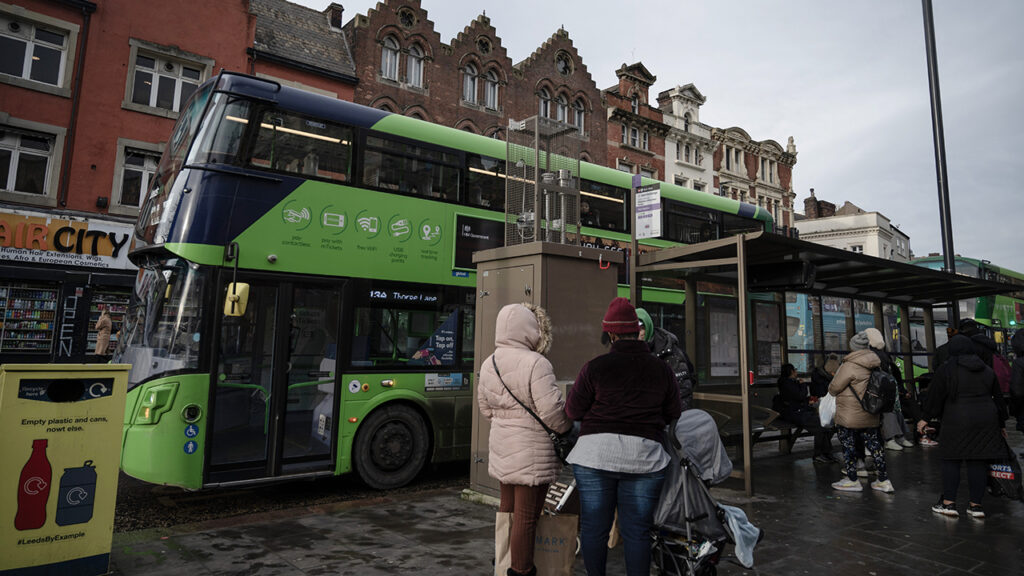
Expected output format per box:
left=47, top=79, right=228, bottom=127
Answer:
left=494, top=302, right=553, bottom=355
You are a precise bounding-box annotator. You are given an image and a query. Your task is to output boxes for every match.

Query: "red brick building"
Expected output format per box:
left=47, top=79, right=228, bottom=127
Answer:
left=343, top=0, right=607, bottom=162
left=603, top=62, right=667, bottom=179
left=711, top=128, right=797, bottom=228
left=0, top=0, right=357, bottom=363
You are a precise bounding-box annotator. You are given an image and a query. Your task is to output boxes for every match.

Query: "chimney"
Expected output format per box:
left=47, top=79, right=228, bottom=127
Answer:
left=803, top=189, right=819, bottom=219
left=326, top=3, right=344, bottom=29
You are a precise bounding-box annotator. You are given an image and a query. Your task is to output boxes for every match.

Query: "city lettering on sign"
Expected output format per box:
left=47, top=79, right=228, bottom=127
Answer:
left=0, top=209, right=136, bottom=270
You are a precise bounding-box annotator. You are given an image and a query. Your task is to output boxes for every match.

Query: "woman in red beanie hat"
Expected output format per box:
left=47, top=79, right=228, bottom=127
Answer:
left=564, top=297, right=682, bottom=576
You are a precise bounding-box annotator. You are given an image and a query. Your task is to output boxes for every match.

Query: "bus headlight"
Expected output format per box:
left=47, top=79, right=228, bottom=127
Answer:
left=136, top=382, right=178, bottom=425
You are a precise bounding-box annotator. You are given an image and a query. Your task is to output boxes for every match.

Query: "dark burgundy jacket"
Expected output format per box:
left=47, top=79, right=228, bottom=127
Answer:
left=565, top=339, right=682, bottom=443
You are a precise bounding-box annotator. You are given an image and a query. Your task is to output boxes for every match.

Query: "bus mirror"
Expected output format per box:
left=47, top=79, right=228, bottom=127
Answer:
left=224, top=283, right=250, bottom=317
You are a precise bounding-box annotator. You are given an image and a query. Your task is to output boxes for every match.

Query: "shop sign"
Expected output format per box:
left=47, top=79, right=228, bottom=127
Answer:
left=0, top=209, right=136, bottom=270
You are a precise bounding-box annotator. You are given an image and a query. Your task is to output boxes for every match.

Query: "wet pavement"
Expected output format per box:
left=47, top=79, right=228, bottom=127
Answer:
left=109, top=432, right=1024, bottom=575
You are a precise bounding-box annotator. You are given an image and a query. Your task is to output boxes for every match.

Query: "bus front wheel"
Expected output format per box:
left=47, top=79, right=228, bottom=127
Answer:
left=354, top=405, right=429, bottom=489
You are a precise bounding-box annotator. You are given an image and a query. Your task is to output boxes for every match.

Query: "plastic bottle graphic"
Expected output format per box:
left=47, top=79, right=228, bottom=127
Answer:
left=56, top=460, right=97, bottom=526
left=15, top=439, right=51, bottom=531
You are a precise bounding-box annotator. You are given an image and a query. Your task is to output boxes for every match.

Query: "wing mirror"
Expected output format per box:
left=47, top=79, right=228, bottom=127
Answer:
left=224, top=283, right=250, bottom=317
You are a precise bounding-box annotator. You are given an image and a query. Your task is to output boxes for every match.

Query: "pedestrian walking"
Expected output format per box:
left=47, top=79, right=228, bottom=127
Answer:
left=828, top=331, right=895, bottom=494
left=94, top=304, right=113, bottom=357
left=478, top=303, right=572, bottom=576
left=918, top=334, right=1008, bottom=519
left=565, top=297, right=682, bottom=576
left=636, top=307, right=695, bottom=411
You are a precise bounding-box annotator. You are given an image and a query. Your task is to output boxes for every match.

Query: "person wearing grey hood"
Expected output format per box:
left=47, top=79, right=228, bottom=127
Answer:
left=828, top=330, right=894, bottom=493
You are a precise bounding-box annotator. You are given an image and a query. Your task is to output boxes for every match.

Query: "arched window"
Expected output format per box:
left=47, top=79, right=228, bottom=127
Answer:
left=381, top=36, right=399, bottom=80
left=683, top=113, right=691, bottom=132
left=463, top=64, right=478, bottom=103
left=573, top=99, right=585, bottom=134
left=407, top=44, right=424, bottom=87
left=538, top=88, right=551, bottom=117
left=484, top=70, right=499, bottom=109
left=631, top=95, right=639, bottom=114
left=556, top=95, right=568, bottom=123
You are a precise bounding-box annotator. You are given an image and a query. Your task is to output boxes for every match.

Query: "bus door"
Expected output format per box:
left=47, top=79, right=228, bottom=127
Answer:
left=209, top=279, right=343, bottom=484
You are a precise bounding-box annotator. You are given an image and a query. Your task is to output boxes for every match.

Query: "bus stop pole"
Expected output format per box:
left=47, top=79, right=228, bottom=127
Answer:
left=737, top=235, right=752, bottom=496
left=629, top=176, right=640, bottom=304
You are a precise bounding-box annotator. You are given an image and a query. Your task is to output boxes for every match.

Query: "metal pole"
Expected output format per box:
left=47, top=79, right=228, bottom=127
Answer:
left=921, top=0, right=959, bottom=325
left=629, top=176, right=640, bottom=304
left=737, top=235, right=752, bottom=496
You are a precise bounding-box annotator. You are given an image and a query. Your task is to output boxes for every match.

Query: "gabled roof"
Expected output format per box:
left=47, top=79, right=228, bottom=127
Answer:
left=250, top=0, right=356, bottom=81
left=616, top=62, right=656, bottom=85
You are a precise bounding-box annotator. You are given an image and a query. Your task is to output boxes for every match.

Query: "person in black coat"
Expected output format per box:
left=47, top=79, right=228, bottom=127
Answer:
left=636, top=308, right=695, bottom=411
left=1010, top=330, right=1024, bottom=434
left=917, top=334, right=1008, bottom=519
left=777, top=363, right=833, bottom=463
left=957, top=319, right=997, bottom=368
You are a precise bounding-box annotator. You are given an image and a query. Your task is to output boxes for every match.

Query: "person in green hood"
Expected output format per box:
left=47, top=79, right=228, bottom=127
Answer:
left=636, top=308, right=694, bottom=411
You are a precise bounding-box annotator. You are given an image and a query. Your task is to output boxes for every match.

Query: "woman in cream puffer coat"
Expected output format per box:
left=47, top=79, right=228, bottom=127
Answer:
left=828, top=333, right=893, bottom=494
left=478, top=303, right=571, bottom=576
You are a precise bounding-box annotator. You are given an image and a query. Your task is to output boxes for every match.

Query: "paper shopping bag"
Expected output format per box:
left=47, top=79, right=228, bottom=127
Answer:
left=533, top=513, right=578, bottom=576
left=495, top=511, right=512, bottom=576
left=495, top=511, right=578, bottom=576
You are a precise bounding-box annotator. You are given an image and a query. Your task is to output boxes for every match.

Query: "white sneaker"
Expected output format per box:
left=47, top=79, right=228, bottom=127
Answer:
left=871, top=479, right=895, bottom=493
left=832, top=478, right=863, bottom=492
left=884, top=439, right=904, bottom=451
left=898, top=437, right=915, bottom=448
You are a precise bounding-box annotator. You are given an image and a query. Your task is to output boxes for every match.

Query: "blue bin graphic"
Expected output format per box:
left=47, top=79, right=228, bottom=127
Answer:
left=56, top=460, right=97, bottom=526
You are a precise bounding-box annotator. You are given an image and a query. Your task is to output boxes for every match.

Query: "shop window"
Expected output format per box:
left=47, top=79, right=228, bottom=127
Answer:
left=123, top=39, right=212, bottom=119
left=0, top=283, right=58, bottom=354
left=0, top=8, right=78, bottom=96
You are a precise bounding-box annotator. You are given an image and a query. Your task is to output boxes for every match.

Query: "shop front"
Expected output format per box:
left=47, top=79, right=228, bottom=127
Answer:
left=0, top=207, right=136, bottom=365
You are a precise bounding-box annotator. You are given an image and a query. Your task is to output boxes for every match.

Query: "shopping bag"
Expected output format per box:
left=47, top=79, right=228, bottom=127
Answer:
left=818, top=393, right=836, bottom=428
left=533, top=513, right=578, bottom=576
left=988, top=441, right=1024, bottom=501
left=494, top=511, right=578, bottom=576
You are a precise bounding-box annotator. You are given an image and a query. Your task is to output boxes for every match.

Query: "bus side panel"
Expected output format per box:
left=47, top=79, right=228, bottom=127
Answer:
left=121, top=374, right=209, bottom=490
left=334, top=373, right=472, bottom=475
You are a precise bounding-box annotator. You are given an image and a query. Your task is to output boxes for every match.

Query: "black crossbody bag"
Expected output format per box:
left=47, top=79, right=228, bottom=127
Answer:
left=491, top=355, right=576, bottom=462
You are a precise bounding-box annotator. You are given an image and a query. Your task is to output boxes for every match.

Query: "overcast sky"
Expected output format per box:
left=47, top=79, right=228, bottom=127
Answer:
left=297, top=0, right=1023, bottom=272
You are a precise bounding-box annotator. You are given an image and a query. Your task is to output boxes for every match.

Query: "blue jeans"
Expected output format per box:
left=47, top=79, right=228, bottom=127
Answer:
left=572, top=464, right=666, bottom=576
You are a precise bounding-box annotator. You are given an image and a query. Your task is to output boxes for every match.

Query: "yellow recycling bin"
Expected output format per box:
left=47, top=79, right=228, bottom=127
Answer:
left=0, top=364, right=129, bottom=576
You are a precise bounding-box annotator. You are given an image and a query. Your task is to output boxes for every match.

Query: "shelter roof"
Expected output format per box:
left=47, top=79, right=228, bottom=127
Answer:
left=637, top=231, right=1016, bottom=306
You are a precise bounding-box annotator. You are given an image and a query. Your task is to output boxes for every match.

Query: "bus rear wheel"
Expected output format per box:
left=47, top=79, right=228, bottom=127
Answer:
left=354, top=405, right=429, bottom=489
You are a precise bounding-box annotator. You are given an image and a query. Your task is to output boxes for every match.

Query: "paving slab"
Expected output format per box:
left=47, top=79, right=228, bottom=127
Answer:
left=110, top=431, right=1024, bottom=575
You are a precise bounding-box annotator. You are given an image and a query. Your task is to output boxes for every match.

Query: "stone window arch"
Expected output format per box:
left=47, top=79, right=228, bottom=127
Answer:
left=381, top=36, right=399, bottom=81
left=407, top=44, right=424, bottom=87
left=463, top=63, right=478, bottom=103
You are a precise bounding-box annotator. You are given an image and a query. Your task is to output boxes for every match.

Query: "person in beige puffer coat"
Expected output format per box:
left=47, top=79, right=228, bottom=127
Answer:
left=478, top=303, right=571, bottom=576
left=828, top=331, right=894, bottom=494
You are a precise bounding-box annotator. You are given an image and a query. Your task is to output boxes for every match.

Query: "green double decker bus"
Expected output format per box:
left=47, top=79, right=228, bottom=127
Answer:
left=114, top=72, right=772, bottom=490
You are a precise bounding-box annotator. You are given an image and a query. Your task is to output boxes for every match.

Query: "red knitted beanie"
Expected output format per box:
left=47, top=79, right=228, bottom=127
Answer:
left=602, top=297, right=640, bottom=334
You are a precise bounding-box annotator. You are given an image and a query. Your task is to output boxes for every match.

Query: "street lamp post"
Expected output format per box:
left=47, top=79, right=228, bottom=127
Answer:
left=921, top=0, right=959, bottom=325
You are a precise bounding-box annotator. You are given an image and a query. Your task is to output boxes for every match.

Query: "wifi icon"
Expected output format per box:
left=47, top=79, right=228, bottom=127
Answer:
left=357, top=216, right=379, bottom=233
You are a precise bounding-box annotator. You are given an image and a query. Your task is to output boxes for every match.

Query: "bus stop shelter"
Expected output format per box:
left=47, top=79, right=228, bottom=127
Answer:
left=635, top=231, right=1018, bottom=495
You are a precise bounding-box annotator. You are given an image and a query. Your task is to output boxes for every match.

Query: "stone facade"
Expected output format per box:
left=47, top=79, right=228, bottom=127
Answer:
left=712, top=128, right=797, bottom=228
left=658, top=84, right=714, bottom=194
left=603, top=62, right=666, bottom=178
left=343, top=0, right=606, bottom=161
left=795, top=198, right=912, bottom=261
